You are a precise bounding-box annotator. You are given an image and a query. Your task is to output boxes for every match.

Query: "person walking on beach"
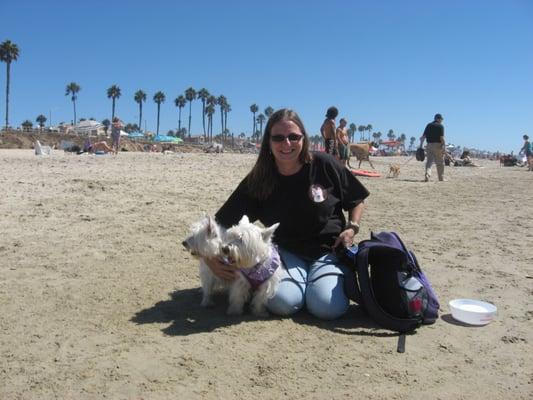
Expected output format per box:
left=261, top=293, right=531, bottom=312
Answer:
left=519, top=134, right=532, bottom=171
left=320, top=106, right=338, bottom=157
left=419, top=113, right=445, bottom=181
left=336, top=118, right=350, bottom=167
left=207, top=108, right=369, bottom=320
left=111, top=117, right=123, bottom=155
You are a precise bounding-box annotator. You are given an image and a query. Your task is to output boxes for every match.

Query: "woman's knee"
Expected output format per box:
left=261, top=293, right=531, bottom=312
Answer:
left=305, top=281, right=349, bottom=320
left=267, top=282, right=305, bottom=316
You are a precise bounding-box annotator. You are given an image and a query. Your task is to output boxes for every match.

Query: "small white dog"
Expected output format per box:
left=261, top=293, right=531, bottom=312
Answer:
left=182, top=215, right=227, bottom=308
left=221, top=215, right=281, bottom=316
left=182, top=215, right=281, bottom=317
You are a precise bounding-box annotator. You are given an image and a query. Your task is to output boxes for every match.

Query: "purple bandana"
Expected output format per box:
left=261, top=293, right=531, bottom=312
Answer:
left=239, top=246, right=280, bottom=290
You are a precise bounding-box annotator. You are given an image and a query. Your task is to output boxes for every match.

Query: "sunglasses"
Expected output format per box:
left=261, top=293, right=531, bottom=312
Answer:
left=270, top=133, right=304, bottom=143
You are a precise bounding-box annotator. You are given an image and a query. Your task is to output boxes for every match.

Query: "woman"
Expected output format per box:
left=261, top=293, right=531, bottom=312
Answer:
left=336, top=118, right=350, bottom=167
left=520, top=134, right=532, bottom=171
left=206, top=109, right=369, bottom=320
left=111, top=117, right=123, bottom=154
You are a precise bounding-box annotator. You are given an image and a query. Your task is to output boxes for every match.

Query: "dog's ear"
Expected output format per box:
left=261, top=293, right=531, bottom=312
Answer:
left=261, top=222, right=280, bottom=242
left=206, top=216, right=218, bottom=237
left=238, top=215, right=250, bottom=225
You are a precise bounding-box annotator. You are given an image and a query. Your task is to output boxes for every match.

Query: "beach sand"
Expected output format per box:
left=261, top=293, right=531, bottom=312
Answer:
left=1, top=149, right=531, bottom=399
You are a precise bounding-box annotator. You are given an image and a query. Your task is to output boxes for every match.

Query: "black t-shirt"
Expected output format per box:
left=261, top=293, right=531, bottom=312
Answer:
left=215, top=152, right=370, bottom=258
left=423, top=121, right=444, bottom=143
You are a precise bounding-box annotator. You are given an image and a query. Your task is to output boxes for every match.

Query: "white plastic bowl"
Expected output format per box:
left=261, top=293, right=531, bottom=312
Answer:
left=449, top=299, right=497, bottom=325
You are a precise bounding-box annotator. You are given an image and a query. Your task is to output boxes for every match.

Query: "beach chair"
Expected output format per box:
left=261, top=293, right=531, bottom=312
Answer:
left=35, top=140, right=52, bottom=156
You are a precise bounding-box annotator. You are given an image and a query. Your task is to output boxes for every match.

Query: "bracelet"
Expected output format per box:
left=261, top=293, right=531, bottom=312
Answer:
left=346, top=220, right=360, bottom=235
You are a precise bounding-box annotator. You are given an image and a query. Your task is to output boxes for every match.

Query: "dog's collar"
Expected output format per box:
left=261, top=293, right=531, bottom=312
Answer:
left=239, top=245, right=280, bottom=290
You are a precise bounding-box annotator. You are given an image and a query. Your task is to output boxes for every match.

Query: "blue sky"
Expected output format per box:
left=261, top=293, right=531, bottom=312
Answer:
left=1, top=0, right=532, bottom=152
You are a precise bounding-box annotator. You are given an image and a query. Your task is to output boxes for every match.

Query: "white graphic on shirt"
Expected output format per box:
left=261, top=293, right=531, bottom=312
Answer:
left=309, top=184, right=327, bottom=203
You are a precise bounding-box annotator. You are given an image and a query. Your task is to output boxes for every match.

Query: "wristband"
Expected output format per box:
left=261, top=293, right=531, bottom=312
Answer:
left=346, top=220, right=360, bottom=235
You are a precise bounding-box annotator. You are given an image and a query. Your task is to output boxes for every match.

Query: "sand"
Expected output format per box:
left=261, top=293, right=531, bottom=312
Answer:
left=0, top=149, right=531, bottom=399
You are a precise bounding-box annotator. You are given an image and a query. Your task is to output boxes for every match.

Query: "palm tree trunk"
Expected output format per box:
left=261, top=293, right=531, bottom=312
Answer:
left=252, top=113, right=256, bottom=141
left=112, top=99, right=116, bottom=121
left=220, top=109, right=224, bottom=137
left=188, top=102, right=192, bottom=138
left=202, top=100, right=206, bottom=136
left=5, top=62, right=10, bottom=129
left=73, top=99, right=77, bottom=125
left=156, top=104, right=160, bottom=135
left=178, top=108, right=182, bottom=132
left=224, top=110, right=228, bottom=140
left=138, top=103, right=142, bottom=131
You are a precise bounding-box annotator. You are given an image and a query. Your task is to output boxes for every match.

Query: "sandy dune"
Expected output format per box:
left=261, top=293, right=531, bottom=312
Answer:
left=1, top=149, right=531, bottom=399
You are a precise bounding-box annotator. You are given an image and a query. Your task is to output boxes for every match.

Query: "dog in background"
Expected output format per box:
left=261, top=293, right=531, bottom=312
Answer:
left=349, top=142, right=377, bottom=169
left=388, top=164, right=401, bottom=178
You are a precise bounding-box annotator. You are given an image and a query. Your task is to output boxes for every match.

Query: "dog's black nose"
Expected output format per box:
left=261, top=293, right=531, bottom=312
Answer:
left=182, top=240, right=189, bottom=249
left=222, top=245, right=229, bottom=254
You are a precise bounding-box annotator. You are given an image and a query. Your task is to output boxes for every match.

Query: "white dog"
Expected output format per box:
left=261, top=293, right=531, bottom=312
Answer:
left=182, top=215, right=227, bottom=308
left=221, top=215, right=281, bottom=316
left=182, top=215, right=281, bottom=317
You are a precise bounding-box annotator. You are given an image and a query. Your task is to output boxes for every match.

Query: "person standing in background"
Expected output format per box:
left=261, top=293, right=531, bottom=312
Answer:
left=336, top=118, right=350, bottom=167
left=111, top=117, right=123, bottom=155
left=320, top=106, right=338, bottom=157
left=519, top=134, right=532, bottom=171
left=419, top=113, right=445, bottom=181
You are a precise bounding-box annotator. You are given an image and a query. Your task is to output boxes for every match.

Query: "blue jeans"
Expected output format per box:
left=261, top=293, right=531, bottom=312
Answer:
left=267, top=248, right=352, bottom=320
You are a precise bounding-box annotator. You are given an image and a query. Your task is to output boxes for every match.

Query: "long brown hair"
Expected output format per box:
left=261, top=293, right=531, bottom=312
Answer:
left=247, top=109, right=312, bottom=200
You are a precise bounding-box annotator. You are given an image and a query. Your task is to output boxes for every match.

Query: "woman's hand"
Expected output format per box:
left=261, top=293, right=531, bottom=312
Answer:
left=333, top=228, right=356, bottom=249
left=203, top=257, right=237, bottom=281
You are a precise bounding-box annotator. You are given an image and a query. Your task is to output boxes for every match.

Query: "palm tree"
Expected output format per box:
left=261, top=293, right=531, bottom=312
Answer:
left=134, top=90, right=146, bottom=131
left=264, top=106, right=274, bottom=119
left=223, top=103, right=231, bottom=142
left=0, top=40, right=20, bottom=129
left=174, top=95, right=186, bottom=133
left=107, top=84, right=121, bottom=121
left=217, top=95, right=227, bottom=136
left=358, top=125, right=365, bottom=142
left=21, top=120, right=33, bottom=131
left=349, top=123, right=356, bottom=142
left=250, top=104, right=259, bottom=141
left=197, top=88, right=210, bottom=137
left=205, top=103, right=215, bottom=141
left=153, top=91, right=166, bottom=135
left=366, top=124, right=373, bottom=141
left=36, top=114, right=47, bottom=131
left=65, top=82, right=80, bottom=125
left=387, top=129, right=395, bottom=141
left=102, top=119, right=110, bottom=135
left=206, top=96, right=217, bottom=141
left=184, top=87, right=196, bottom=137
left=256, top=113, right=266, bottom=138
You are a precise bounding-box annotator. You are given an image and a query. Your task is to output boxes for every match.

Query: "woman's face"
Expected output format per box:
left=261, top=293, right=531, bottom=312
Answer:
left=269, top=119, right=304, bottom=169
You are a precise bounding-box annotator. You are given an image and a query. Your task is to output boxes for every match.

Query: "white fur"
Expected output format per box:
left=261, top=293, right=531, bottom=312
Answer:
left=221, top=215, right=280, bottom=317
left=182, top=216, right=227, bottom=308
left=182, top=215, right=280, bottom=317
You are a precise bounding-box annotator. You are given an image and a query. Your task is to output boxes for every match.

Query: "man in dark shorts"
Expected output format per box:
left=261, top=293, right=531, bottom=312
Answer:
left=320, top=106, right=338, bottom=156
left=419, top=113, right=445, bottom=181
